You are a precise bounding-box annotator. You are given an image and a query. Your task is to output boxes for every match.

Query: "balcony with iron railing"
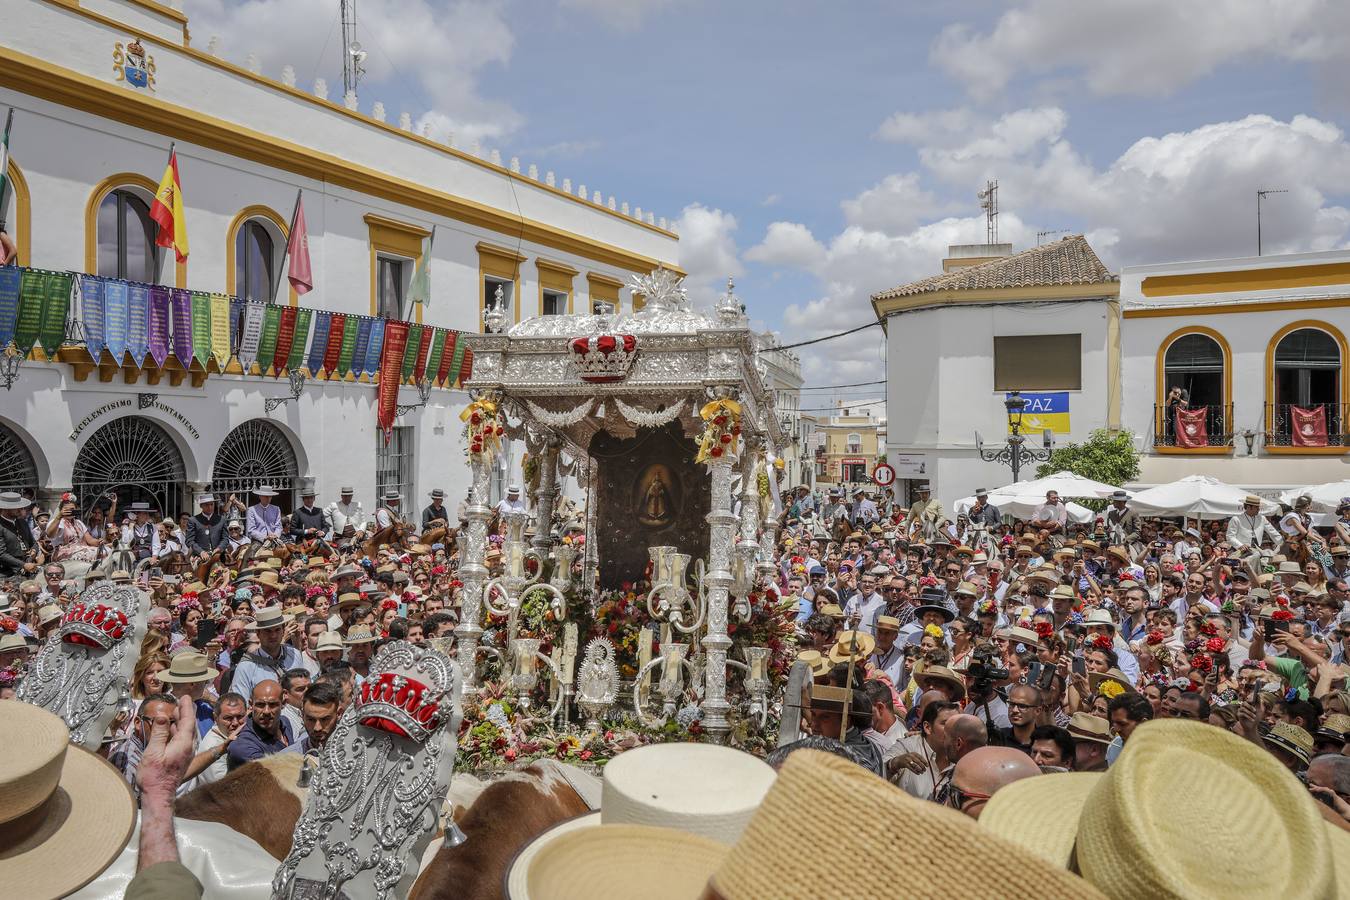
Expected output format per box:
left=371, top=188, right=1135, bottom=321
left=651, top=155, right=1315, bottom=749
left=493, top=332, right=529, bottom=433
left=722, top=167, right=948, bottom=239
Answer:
left=1263, top=402, right=1350, bottom=450
left=1152, top=403, right=1234, bottom=452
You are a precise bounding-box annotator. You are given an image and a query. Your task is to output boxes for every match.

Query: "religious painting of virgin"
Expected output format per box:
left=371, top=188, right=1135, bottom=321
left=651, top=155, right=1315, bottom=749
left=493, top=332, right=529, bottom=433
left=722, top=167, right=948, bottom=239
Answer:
left=634, top=462, right=681, bottom=529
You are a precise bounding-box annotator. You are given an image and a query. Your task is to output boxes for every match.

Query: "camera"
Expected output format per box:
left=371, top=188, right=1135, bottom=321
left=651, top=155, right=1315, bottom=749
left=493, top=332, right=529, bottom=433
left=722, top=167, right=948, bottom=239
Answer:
left=965, top=645, right=1009, bottom=698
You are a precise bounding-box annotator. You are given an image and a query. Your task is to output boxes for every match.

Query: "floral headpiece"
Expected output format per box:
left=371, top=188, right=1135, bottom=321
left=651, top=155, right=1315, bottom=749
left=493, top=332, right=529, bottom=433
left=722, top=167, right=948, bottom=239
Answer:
left=379, top=598, right=399, bottom=613
left=1199, top=622, right=1219, bottom=637
left=1191, top=652, right=1213, bottom=673
left=172, top=594, right=201, bottom=615
left=1033, top=620, right=1055, bottom=639
left=1145, top=630, right=1166, bottom=646
left=1270, top=609, right=1296, bottom=623
left=922, top=623, right=944, bottom=640
left=1088, top=633, right=1113, bottom=651
left=1205, top=636, right=1226, bottom=653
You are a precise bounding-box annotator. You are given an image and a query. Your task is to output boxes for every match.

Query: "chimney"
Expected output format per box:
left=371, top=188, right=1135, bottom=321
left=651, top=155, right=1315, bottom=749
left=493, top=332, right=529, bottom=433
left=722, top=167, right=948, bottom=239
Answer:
left=943, top=242, right=1013, bottom=272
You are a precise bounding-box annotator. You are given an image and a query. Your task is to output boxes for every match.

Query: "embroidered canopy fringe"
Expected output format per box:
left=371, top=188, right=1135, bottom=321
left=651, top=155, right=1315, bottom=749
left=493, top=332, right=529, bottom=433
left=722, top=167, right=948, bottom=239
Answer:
left=524, top=398, right=595, bottom=428
left=614, top=397, right=686, bottom=429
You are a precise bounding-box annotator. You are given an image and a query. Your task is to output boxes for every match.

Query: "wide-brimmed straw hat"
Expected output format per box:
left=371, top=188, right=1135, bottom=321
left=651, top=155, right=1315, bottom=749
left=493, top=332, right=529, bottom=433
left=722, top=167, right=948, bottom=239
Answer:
left=508, top=743, right=776, bottom=899
left=335, top=592, right=364, bottom=612
left=252, top=485, right=279, bottom=497
left=706, top=750, right=1101, bottom=900
left=1004, top=625, right=1044, bottom=649
left=980, top=718, right=1347, bottom=896
left=344, top=625, right=378, bottom=645
left=0, top=491, right=30, bottom=511
left=826, top=630, right=875, bottom=665
left=1263, top=722, right=1315, bottom=767
left=0, top=700, right=136, bottom=896
left=1088, top=668, right=1136, bottom=697
left=913, top=665, right=967, bottom=699
left=794, top=650, right=832, bottom=679
left=1065, top=712, right=1113, bottom=745
left=244, top=605, right=293, bottom=631
left=36, top=603, right=63, bottom=627
left=156, top=649, right=217, bottom=684
left=312, top=632, right=345, bottom=654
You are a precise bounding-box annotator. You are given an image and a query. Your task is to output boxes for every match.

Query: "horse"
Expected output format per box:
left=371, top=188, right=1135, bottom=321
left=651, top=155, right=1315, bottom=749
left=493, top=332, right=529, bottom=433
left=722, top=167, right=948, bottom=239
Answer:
left=363, top=521, right=410, bottom=556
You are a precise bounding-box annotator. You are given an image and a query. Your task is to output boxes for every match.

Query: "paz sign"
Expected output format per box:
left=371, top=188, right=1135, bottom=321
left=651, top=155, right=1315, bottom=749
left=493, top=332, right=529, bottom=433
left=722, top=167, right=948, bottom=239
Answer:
left=872, top=463, right=896, bottom=487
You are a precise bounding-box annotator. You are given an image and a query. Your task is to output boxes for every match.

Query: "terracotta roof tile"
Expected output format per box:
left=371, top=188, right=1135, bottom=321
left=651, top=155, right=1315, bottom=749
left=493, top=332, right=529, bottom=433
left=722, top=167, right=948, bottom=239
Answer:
left=872, top=235, right=1116, bottom=301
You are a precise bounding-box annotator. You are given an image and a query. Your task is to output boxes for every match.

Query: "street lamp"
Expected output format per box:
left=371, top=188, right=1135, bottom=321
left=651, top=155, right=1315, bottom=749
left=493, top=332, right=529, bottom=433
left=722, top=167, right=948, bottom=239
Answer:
left=975, top=391, right=1054, bottom=483
left=396, top=376, right=435, bottom=417
left=0, top=344, right=22, bottom=391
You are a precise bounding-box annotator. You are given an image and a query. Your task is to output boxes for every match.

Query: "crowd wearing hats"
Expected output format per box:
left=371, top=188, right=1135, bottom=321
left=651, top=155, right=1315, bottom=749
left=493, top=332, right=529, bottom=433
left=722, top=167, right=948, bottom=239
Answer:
left=1, top=474, right=1349, bottom=897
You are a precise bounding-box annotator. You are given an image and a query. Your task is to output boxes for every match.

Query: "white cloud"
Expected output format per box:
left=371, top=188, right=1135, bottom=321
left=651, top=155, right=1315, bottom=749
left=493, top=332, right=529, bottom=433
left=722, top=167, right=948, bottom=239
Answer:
left=189, top=0, right=520, bottom=145
left=761, top=193, right=782, bottom=207
left=745, top=221, right=826, bottom=270
left=840, top=173, right=948, bottom=236
left=671, top=203, right=742, bottom=306
left=876, top=107, right=979, bottom=145
left=559, top=0, right=677, bottom=30
left=933, top=0, right=1350, bottom=99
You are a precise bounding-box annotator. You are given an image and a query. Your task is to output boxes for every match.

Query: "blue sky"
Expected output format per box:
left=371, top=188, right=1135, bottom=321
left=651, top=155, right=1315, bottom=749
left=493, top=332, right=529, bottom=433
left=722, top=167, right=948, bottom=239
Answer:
left=196, top=0, right=1350, bottom=396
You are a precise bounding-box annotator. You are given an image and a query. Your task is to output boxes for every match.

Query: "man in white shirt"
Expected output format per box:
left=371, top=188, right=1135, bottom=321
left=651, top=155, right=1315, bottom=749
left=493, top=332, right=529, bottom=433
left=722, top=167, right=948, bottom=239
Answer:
left=184, top=692, right=247, bottom=790
left=326, top=487, right=368, bottom=542
left=1028, top=491, right=1067, bottom=535
left=496, top=484, right=528, bottom=517
left=1225, top=495, right=1279, bottom=552
left=373, top=491, right=404, bottom=530
left=861, top=680, right=906, bottom=755
left=869, top=615, right=906, bottom=686
left=121, top=502, right=161, bottom=559
left=844, top=566, right=889, bottom=635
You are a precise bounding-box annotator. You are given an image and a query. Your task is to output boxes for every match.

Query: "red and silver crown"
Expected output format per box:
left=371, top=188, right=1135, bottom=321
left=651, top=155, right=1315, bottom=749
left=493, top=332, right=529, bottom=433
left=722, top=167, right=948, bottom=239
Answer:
left=355, top=642, right=457, bottom=742
left=59, top=602, right=131, bottom=650
left=569, top=334, right=637, bottom=383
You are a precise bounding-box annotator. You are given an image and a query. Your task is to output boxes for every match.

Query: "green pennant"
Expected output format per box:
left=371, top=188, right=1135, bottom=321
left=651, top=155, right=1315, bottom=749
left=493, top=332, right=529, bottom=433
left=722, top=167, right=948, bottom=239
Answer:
left=447, top=329, right=468, bottom=388
left=336, top=316, right=359, bottom=377
left=424, top=328, right=446, bottom=384
left=256, top=304, right=281, bottom=373
left=13, top=269, right=45, bottom=354
left=400, top=323, right=422, bottom=381
left=38, top=271, right=71, bottom=352
left=287, top=308, right=312, bottom=372
left=191, top=292, right=211, bottom=367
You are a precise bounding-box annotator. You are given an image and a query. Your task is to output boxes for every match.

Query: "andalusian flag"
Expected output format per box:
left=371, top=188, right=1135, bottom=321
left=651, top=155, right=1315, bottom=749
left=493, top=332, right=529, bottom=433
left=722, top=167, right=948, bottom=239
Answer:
left=149, top=145, right=189, bottom=262
left=0, top=108, right=12, bottom=224
left=408, top=226, right=435, bottom=307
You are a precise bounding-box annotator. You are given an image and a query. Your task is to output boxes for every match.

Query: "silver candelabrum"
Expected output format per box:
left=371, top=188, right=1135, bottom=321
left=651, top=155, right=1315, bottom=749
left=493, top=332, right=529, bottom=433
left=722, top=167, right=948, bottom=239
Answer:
left=507, top=636, right=565, bottom=721
left=483, top=510, right=566, bottom=648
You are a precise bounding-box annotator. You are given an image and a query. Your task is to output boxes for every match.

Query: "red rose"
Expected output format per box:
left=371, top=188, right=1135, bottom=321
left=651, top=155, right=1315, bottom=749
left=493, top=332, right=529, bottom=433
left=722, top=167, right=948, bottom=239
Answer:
left=1271, top=609, right=1295, bottom=622
left=714, top=415, right=727, bottom=426
left=1034, top=621, right=1054, bottom=638
left=470, top=412, right=481, bottom=424
left=711, top=447, right=723, bottom=458
left=720, top=434, right=732, bottom=444
left=1146, top=630, right=1165, bottom=645
left=1205, top=637, right=1226, bottom=653
left=504, top=748, right=517, bottom=761
left=580, top=750, right=593, bottom=761
left=1191, top=653, right=1213, bottom=672
left=1089, top=633, right=1113, bottom=651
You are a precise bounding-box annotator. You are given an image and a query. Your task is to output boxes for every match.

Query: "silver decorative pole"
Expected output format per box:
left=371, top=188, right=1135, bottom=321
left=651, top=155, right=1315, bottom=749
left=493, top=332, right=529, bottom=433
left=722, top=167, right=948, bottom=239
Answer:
left=456, top=439, right=494, bottom=696
left=702, top=433, right=738, bottom=743
left=736, top=437, right=762, bottom=586
left=531, top=433, right=562, bottom=552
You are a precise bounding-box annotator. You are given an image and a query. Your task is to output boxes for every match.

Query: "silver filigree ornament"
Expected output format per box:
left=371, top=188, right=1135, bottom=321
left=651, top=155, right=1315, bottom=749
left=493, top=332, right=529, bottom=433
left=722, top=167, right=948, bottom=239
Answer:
left=575, top=637, right=619, bottom=730
left=273, top=641, right=463, bottom=900
left=17, top=580, right=148, bottom=749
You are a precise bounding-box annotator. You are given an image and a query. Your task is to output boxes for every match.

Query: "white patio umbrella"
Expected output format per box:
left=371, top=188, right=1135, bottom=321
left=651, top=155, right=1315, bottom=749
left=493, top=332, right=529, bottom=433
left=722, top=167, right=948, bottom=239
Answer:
left=953, top=493, right=1096, bottom=524
left=1130, top=475, right=1281, bottom=520
left=988, top=470, right=1121, bottom=500
left=1278, top=481, right=1350, bottom=514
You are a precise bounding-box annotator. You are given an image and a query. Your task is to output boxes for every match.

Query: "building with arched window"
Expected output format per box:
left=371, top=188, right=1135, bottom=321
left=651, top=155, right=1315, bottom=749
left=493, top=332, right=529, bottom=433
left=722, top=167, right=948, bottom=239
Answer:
left=0, top=0, right=680, bottom=516
left=1121, top=249, right=1350, bottom=490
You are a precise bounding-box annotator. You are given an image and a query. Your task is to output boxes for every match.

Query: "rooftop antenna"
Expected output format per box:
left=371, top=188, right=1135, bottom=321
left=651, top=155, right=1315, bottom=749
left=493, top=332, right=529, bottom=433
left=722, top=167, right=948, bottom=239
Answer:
left=1036, top=229, right=1070, bottom=246
left=1256, top=188, right=1288, bottom=256
left=341, top=0, right=366, bottom=98
left=978, top=179, right=999, bottom=244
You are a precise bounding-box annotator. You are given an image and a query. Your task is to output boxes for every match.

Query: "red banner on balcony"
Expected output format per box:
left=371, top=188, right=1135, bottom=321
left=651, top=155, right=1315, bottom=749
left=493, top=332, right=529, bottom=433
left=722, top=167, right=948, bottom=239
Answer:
left=377, top=320, right=410, bottom=445
left=1291, top=405, right=1328, bottom=447
left=1175, top=406, right=1209, bottom=448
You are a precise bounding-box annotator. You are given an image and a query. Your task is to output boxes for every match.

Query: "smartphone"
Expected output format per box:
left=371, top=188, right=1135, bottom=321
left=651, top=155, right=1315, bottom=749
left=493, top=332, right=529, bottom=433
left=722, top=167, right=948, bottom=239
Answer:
left=192, top=619, right=219, bottom=649
left=1071, top=656, right=1087, bottom=677
left=1264, top=618, right=1289, bottom=641
left=148, top=566, right=163, bottom=580
left=162, top=574, right=180, bottom=585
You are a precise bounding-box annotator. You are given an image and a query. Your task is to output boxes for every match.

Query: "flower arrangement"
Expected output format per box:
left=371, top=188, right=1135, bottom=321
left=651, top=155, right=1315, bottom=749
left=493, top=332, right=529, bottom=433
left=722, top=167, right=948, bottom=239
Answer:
left=695, top=398, right=742, bottom=463
left=460, top=398, right=505, bottom=462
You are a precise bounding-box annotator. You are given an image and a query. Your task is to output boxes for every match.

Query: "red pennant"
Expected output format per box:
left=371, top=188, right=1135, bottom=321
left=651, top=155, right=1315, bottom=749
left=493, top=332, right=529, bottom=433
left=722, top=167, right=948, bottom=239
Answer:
left=378, top=321, right=411, bottom=444
left=274, top=306, right=297, bottom=376
left=457, top=346, right=474, bottom=388
left=1175, top=406, right=1209, bottom=448
left=1291, top=405, right=1328, bottom=447
left=322, top=314, right=345, bottom=376
left=413, top=325, right=433, bottom=382
left=436, top=332, right=457, bottom=386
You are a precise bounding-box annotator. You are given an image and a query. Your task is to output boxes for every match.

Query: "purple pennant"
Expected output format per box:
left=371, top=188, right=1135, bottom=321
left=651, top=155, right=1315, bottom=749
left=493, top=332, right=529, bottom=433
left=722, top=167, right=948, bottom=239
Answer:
left=170, top=288, right=193, bottom=366
left=148, top=285, right=171, bottom=368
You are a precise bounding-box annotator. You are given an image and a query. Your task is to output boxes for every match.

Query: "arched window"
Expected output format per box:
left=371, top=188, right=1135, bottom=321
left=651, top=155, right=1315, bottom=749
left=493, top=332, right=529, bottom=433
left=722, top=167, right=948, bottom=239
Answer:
left=1155, top=327, right=1231, bottom=448
left=847, top=432, right=862, bottom=454
left=1274, top=328, right=1340, bottom=408
left=235, top=219, right=276, bottom=302
left=1163, top=333, right=1225, bottom=409
left=96, top=187, right=158, bottom=282
left=2, top=159, right=29, bottom=266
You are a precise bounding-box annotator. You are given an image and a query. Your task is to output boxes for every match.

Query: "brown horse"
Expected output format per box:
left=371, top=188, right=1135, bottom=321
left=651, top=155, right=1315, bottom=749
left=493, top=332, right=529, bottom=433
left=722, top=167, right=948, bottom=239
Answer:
left=363, top=521, right=411, bottom=557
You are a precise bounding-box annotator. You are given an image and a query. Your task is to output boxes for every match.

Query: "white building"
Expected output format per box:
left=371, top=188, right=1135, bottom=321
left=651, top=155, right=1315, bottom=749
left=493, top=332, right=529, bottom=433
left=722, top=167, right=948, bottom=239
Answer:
left=756, top=332, right=805, bottom=489
left=873, top=238, right=1119, bottom=510
left=1120, top=249, right=1350, bottom=491
left=0, top=0, right=679, bottom=516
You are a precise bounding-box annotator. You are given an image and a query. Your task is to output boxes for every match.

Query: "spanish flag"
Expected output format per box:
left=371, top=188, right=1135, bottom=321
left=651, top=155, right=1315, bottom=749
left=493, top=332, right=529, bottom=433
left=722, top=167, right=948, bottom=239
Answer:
left=149, top=147, right=189, bottom=262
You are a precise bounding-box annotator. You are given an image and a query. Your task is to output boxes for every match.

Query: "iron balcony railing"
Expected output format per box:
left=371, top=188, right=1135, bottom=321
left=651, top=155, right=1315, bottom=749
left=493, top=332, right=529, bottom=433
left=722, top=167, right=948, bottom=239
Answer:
left=1264, top=402, right=1350, bottom=447
left=1153, top=403, right=1234, bottom=448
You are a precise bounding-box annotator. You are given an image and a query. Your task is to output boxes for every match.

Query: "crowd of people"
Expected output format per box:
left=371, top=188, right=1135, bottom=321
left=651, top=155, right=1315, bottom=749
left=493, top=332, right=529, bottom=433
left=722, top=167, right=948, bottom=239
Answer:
left=773, top=480, right=1349, bottom=831
left=0, top=473, right=1349, bottom=895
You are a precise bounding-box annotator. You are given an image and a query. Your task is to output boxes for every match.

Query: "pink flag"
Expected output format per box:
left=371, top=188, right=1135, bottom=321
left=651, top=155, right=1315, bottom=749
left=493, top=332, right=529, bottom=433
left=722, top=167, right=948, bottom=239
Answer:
left=286, top=192, right=313, bottom=295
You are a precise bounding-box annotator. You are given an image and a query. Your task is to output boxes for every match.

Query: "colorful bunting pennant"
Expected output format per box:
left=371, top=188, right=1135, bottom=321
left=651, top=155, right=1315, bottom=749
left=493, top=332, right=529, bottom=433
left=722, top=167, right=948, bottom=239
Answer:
left=170, top=287, right=193, bottom=366
left=377, top=320, right=410, bottom=443
left=287, top=307, right=312, bottom=373
left=435, top=330, right=456, bottom=386
left=0, top=266, right=20, bottom=349
left=400, top=323, right=422, bottom=382
left=104, top=280, right=128, bottom=364
left=362, top=318, right=383, bottom=377
left=191, top=292, right=211, bottom=367
left=126, top=283, right=149, bottom=366
left=447, top=331, right=467, bottom=388
left=237, top=301, right=265, bottom=372
left=256, top=303, right=281, bottom=374
left=272, top=306, right=296, bottom=375
left=306, top=311, right=330, bottom=376
left=209, top=293, right=231, bottom=367
left=322, top=313, right=345, bottom=376
left=81, top=276, right=106, bottom=361
left=336, top=313, right=358, bottom=378
left=148, top=285, right=171, bottom=367
left=14, top=269, right=44, bottom=355
left=425, top=329, right=446, bottom=386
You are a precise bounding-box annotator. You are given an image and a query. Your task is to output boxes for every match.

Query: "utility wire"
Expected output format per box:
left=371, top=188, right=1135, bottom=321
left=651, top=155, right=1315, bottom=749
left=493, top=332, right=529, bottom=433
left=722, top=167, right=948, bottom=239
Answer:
left=769, top=319, right=882, bottom=351
left=799, top=380, right=886, bottom=390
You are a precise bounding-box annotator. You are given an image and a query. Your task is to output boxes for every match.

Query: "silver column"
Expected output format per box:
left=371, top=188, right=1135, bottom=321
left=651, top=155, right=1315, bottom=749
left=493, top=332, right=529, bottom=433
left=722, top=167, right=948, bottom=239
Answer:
left=701, top=451, right=737, bottom=742
left=531, top=434, right=562, bottom=552
left=455, top=446, right=494, bottom=697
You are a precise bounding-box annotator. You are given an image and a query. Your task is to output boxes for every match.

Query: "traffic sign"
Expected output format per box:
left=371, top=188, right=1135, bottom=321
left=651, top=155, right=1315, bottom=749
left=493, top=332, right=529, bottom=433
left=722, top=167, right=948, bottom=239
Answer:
left=872, top=463, right=895, bottom=487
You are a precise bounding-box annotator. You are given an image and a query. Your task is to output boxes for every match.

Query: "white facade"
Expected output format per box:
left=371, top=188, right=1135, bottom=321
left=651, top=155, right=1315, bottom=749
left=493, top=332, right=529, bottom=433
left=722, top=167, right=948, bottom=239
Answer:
left=1120, top=249, right=1350, bottom=492
left=883, top=299, right=1116, bottom=511
left=756, top=333, right=805, bottom=489
left=0, top=0, right=678, bottom=515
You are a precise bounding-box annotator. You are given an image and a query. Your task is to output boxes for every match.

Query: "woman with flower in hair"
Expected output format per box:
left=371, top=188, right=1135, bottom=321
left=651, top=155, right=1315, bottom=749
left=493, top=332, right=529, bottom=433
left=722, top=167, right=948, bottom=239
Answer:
left=46, top=494, right=101, bottom=564
left=378, top=597, right=400, bottom=637
left=172, top=597, right=203, bottom=654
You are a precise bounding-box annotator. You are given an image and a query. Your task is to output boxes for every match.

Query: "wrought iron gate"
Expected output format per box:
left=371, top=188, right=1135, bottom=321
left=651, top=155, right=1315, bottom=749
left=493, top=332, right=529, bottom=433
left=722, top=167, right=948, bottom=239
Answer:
left=72, top=416, right=186, bottom=516
left=211, top=419, right=299, bottom=512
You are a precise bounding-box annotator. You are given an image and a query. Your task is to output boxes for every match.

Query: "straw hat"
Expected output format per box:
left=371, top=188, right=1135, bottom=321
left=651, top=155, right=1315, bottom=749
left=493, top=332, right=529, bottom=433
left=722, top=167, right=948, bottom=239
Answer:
left=245, top=605, right=294, bottom=631
left=980, top=718, right=1343, bottom=897
left=707, top=750, right=1102, bottom=900
left=826, top=630, right=875, bottom=665
left=818, top=603, right=844, bottom=619
left=156, top=649, right=217, bottom=684
left=1004, top=625, right=1043, bottom=649
left=874, top=615, right=901, bottom=632
left=1082, top=608, right=1116, bottom=629
left=36, top=603, right=63, bottom=627
left=335, top=592, right=364, bottom=612
left=0, top=633, right=29, bottom=655
left=344, top=625, right=378, bottom=645
left=794, top=650, right=832, bottom=679
left=1263, top=722, right=1315, bottom=767
left=1277, top=560, right=1303, bottom=576
left=913, top=665, right=968, bottom=699
left=1106, top=546, right=1131, bottom=566
left=1088, top=668, right=1136, bottom=697
left=313, top=632, right=345, bottom=654
left=241, top=570, right=281, bottom=590
left=252, top=485, right=279, bottom=497
left=1065, top=712, right=1113, bottom=745
left=1048, top=584, right=1077, bottom=603
left=508, top=743, right=776, bottom=900
left=0, top=700, right=136, bottom=896
left=954, top=581, right=978, bottom=598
